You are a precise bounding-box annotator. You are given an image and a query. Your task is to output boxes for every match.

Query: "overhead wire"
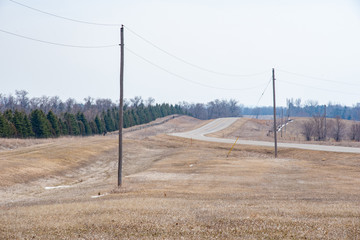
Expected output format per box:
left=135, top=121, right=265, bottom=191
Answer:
left=10, top=0, right=358, bottom=100
left=125, top=47, right=268, bottom=91
left=277, top=69, right=360, bottom=87
left=8, top=0, right=269, bottom=78
left=255, top=77, right=272, bottom=106
left=0, top=28, right=118, bottom=48
left=8, top=0, right=121, bottom=27
left=279, top=79, right=359, bottom=96
left=125, top=26, right=268, bottom=78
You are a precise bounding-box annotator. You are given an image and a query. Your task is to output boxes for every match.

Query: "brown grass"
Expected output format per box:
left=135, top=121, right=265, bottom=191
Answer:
left=0, top=116, right=360, bottom=239
left=209, top=117, right=360, bottom=147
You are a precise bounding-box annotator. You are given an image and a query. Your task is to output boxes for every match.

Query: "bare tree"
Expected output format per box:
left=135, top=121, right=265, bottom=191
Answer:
left=4, top=94, right=16, bottom=111
left=313, top=113, right=326, bottom=141
left=15, top=90, right=29, bottom=112
left=65, top=98, right=76, bottom=113
left=39, top=95, right=50, bottom=113
left=302, top=120, right=314, bottom=141
left=349, top=122, right=360, bottom=141
left=95, top=98, right=113, bottom=112
left=130, top=96, right=143, bottom=108
left=331, top=116, right=345, bottom=142
left=48, top=96, right=62, bottom=114
left=0, top=94, right=5, bottom=112
left=145, top=97, right=155, bottom=106
left=192, top=103, right=207, bottom=119
left=83, top=96, right=94, bottom=111
left=29, top=97, right=40, bottom=110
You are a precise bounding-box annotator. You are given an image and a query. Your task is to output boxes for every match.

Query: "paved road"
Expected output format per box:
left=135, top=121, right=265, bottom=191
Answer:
left=170, top=118, right=360, bottom=154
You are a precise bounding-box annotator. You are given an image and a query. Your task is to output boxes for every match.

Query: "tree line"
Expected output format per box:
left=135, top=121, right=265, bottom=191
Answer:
left=301, top=114, right=360, bottom=142
left=180, top=99, right=243, bottom=120
left=243, top=98, right=360, bottom=121
left=0, top=91, right=183, bottom=138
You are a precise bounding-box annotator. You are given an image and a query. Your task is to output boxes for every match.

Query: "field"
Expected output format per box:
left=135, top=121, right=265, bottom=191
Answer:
left=1, top=116, right=360, bottom=239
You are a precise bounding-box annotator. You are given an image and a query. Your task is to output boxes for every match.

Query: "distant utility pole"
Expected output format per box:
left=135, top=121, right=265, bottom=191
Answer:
left=272, top=68, right=278, bottom=158
left=324, top=104, right=327, bottom=140
left=281, top=108, right=283, bottom=138
left=118, top=25, right=124, bottom=187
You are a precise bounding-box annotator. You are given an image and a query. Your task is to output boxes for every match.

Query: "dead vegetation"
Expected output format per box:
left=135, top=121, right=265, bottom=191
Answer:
left=210, top=117, right=360, bottom=148
left=0, top=116, right=360, bottom=239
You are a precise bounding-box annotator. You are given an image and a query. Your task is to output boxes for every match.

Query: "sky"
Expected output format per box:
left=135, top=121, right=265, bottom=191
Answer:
left=0, top=0, right=359, bottom=107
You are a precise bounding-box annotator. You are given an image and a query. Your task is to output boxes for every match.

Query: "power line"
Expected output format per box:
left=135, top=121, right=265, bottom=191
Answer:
left=280, top=79, right=359, bottom=96
left=8, top=0, right=121, bottom=27
left=0, top=28, right=118, bottom=48
left=277, top=69, right=360, bottom=87
left=125, top=26, right=268, bottom=78
left=126, top=47, right=268, bottom=91
left=255, top=77, right=272, bottom=106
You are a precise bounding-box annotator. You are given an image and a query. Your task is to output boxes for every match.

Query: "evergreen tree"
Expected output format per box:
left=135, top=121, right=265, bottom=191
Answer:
left=3, top=109, right=13, bottom=121
left=123, top=110, right=130, bottom=128
left=94, top=115, right=103, bottom=133
left=136, top=106, right=146, bottom=125
left=64, top=113, right=80, bottom=135
left=12, top=110, right=26, bottom=137
left=76, top=112, right=92, bottom=135
left=0, top=113, right=15, bottom=137
left=89, top=121, right=98, bottom=134
left=131, top=109, right=140, bottom=126
left=23, top=114, right=34, bottom=137
left=30, top=109, right=51, bottom=138
left=112, top=108, right=119, bottom=131
left=78, top=121, right=86, bottom=136
left=104, top=109, right=115, bottom=132
left=47, top=110, right=60, bottom=137
left=60, top=119, right=68, bottom=135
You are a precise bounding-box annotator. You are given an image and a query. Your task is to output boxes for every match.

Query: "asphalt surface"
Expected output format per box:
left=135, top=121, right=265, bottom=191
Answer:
left=170, top=117, right=360, bottom=154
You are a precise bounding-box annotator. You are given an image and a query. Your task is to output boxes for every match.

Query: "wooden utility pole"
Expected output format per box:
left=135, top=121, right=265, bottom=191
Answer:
left=272, top=68, right=278, bottom=158
left=324, top=104, right=327, bottom=140
left=118, top=25, right=124, bottom=186
left=281, top=108, right=283, bottom=138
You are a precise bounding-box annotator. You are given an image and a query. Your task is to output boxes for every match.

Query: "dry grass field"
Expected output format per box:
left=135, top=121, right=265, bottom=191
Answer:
left=209, top=117, right=360, bottom=147
left=0, top=116, right=359, bottom=239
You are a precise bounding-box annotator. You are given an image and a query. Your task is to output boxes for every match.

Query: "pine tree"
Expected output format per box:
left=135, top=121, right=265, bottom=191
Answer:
left=104, top=109, right=115, bottom=132
left=47, top=110, right=60, bottom=137
left=131, top=109, right=140, bottom=126
left=30, top=109, right=51, bottom=138
left=12, top=110, right=26, bottom=137
left=60, top=119, right=68, bottom=135
left=64, top=113, right=80, bottom=136
left=76, top=112, right=92, bottom=135
left=136, top=106, right=146, bottom=125
left=78, top=120, right=86, bottom=136
left=94, top=115, right=103, bottom=133
left=23, top=114, right=34, bottom=137
left=123, top=110, right=130, bottom=128
left=0, top=113, right=12, bottom=137
left=89, top=120, right=98, bottom=134
left=3, top=109, right=14, bottom=122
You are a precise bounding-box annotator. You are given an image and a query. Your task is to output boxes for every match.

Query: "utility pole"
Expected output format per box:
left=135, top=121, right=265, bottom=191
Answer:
left=324, top=104, right=327, bottom=140
left=118, top=25, right=124, bottom=186
left=285, top=104, right=290, bottom=133
left=281, top=108, right=283, bottom=138
left=272, top=68, right=278, bottom=158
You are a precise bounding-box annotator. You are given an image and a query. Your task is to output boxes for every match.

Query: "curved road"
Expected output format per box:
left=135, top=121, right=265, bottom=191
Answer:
left=170, top=118, right=360, bottom=154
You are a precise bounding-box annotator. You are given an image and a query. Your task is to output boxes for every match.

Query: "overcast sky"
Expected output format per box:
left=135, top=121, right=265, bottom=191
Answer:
left=0, top=0, right=359, bottom=107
